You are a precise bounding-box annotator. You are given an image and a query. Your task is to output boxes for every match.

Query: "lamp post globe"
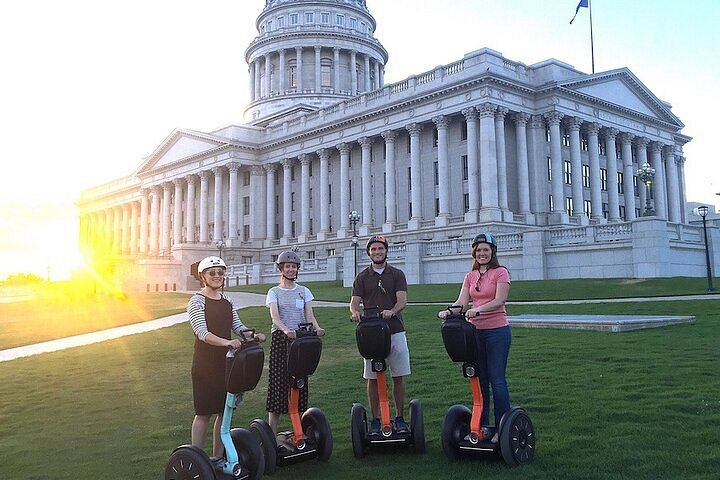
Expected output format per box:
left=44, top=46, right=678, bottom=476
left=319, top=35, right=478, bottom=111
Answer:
left=693, top=205, right=714, bottom=292
left=348, top=210, right=361, bottom=277
left=637, top=162, right=656, bottom=216
left=216, top=239, right=225, bottom=259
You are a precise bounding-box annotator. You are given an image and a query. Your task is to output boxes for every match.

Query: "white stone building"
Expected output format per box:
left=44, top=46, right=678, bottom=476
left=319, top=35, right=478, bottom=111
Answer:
left=77, top=0, right=717, bottom=292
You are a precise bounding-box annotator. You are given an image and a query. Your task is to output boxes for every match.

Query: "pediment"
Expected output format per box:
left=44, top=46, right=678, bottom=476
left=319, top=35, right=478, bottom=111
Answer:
left=135, top=129, right=231, bottom=174
left=560, top=69, right=682, bottom=126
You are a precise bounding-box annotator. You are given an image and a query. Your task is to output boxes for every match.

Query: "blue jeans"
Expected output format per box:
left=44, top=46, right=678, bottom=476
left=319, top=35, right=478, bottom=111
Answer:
left=475, top=326, right=511, bottom=426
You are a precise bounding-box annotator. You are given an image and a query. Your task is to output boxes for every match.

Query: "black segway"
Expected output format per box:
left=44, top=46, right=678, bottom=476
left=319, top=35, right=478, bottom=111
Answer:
left=351, top=307, right=425, bottom=457
left=440, top=306, right=535, bottom=465
left=166, top=330, right=265, bottom=480
left=250, top=323, right=332, bottom=472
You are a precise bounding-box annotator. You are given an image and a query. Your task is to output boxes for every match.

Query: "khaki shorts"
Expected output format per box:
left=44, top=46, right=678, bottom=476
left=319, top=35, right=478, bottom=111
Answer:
left=363, top=331, right=411, bottom=379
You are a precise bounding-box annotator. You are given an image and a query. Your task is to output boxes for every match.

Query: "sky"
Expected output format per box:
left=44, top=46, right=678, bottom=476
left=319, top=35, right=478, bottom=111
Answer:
left=1, top=0, right=718, bottom=281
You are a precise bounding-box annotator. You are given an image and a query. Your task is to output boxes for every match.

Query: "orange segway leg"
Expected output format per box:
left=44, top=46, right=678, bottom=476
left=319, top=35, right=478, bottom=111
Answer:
left=289, top=387, right=305, bottom=446
left=376, top=370, right=392, bottom=434
left=469, top=376, right=486, bottom=440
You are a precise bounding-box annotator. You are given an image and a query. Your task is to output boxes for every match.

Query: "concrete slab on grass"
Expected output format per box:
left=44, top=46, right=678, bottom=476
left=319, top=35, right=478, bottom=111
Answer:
left=509, top=314, right=695, bottom=332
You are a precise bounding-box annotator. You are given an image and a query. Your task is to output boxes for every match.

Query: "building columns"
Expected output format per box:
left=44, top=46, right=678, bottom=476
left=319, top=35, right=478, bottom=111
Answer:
left=381, top=131, right=397, bottom=229
left=604, top=129, right=621, bottom=222
left=620, top=133, right=636, bottom=221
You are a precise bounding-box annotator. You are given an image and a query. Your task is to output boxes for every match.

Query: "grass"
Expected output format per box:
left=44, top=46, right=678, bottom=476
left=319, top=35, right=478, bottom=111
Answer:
left=1, top=281, right=719, bottom=479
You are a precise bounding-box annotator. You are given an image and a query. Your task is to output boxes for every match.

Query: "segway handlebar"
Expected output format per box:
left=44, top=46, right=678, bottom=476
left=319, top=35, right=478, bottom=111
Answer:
left=439, top=305, right=466, bottom=319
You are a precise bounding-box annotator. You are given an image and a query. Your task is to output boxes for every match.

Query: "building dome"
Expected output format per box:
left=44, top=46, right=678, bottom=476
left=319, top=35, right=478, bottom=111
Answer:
left=244, top=0, right=388, bottom=124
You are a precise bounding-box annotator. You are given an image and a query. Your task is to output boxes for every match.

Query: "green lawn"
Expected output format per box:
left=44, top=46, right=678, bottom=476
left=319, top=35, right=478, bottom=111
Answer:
left=1, top=287, right=719, bottom=479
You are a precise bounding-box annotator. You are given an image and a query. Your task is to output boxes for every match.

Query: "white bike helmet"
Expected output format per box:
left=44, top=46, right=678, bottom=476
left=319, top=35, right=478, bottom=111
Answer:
left=198, top=256, right=226, bottom=273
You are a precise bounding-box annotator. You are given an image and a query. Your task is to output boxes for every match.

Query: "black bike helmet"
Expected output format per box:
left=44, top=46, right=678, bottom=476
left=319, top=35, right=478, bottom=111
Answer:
left=276, top=250, right=301, bottom=270
left=366, top=234, right=388, bottom=254
left=471, top=232, right=497, bottom=251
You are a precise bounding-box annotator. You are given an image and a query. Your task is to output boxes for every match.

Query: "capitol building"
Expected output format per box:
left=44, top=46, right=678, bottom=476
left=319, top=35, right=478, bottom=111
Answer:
left=77, top=0, right=716, bottom=292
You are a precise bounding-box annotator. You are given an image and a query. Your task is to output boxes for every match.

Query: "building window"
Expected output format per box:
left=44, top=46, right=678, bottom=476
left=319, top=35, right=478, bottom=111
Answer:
left=321, top=60, right=332, bottom=87
left=545, top=128, right=551, bottom=143
left=243, top=196, right=250, bottom=215
left=433, top=161, right=439, bottom=186
left=327, top=248, right=336, bottom=256
left=464, top=193, right=469, bottom=213
left=562, top=129, right=570, bottom=147
left=600, top=168, right=607, bottom=191
left=360, top=21, right=366, bottom=33
left=549, top=195, right=554, bottom=211
left=321, top=12, right=330, bottom=24
left=433, top=129, right=438, bottom=147
left=305, top=12, right=314, bottom=24
left=598, top=141, right=606, bottom=156
left=617, top=172, right=624, bottom=193
left=277, top=16, right=285, bottom=28
left=291, top=192, right=295, bottom=211
left=243, top=171, right=251, bottom=186
left=289, top=65, right=297, bottom=88
left=547, top=156, right=552, bottom=181
left=633, top=176, right=639, bottom=196
left=435, top=197, right=440, bottom=217
left=565, top=196, right=573, bottom=216
left=243, top=224, right=250, bottom=241
left=349, top=17, right=357, bottom=30
left=584, top=199, right=592, bottom=217
left=290, top=13, right=298, bottom=25
left=275, top=195, right=279, bottom=213
left=309, top=188, right=313, bottom=204
left=267, top=20, right=273, bottom=31
left=564, top=161, right=572, bottom=184
left=291, top=165, right=296, bottom=181
left=616, top=145, right=623, bottom=160
left=242, top=255, right=252, bottom=264
left=582, top=164, right=590, bottom=188
left=291, top=221, right=296, bottom=237
left=581, top=133, right=588, bottom=151
left=408, top=202, right=413, bottom=219
left=307, top=250, right=315, bottom=260
left=619, top=205, right=626, bottom=219
left=309, top=218, right=314, bottom=235
left=461, top=121, right=467, bottom=141
left=349, top=179, right=352, bottom=201
left=407, top=167, right=412, bottom=190
left=328, top=183, right=332, bottom=204
left=308, top=161, right=313, bottom=177
left=336, top=14, right=344, bottom=26
left=602, top=202, right=609, bottom=219
left=407, top=136, right=411, bottom=154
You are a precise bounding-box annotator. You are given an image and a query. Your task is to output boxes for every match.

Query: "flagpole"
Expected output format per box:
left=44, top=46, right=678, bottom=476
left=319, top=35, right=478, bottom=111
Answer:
left=589, top=0, right=595, bottom=73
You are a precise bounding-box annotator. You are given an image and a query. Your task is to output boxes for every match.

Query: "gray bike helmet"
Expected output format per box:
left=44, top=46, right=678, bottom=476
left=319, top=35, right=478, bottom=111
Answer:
left=276, top=250, right=301, bottom=270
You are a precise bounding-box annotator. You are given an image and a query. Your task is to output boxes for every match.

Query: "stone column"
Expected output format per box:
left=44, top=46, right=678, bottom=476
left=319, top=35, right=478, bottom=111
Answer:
left=545, top=111, right=566, bottom=221
left=317, top=149, right=330, bottom=236
left=462, top=108, right=480, bottom=222
left=604, top=128, right=621, bottom=222
left=265, top=163, right=277, bottom=241
left=478, top=103, right=501, bottom=220
left=433, top=115, right=450, bottom=225
left=406, top=123, right=423, bottom=227
left=298, top=154, right=311, bottom=237
left=677, top=150, right=688, bottom=223
left=314, top=46, right=321, bottom=92
left=130, top=200, right=139, bottom=255
left=512, top=112, right=532, bottom=217
left=374, top=59, right=381, bottom=90
left=281, top=159, right=293, bottom=239
left=199, top=171, right=210, bottom=242
left=381, top=130, right=397, bottom=230
left=337, top=143, right=351, bottom=232
left=149, top=185, right=161, bottom=255
left=358, top=137, right=372, bottom=227
left=363, top=54, right=370, bottom=93
left=664, top=145, right=681, bottom=223
left=121, top=203, right=130, bottom=254
left=112, top=206, right=122, bottom=254
left=253, top=59, right=261, bottom=100
left=651, top=142, right=667, bottom=219
left=620, top=133, right=636, bottom=221
left=350, top=50, right=357, bottom=94
left=279, top=49, right=286, bottom=94
left=212, top=166, right=224, bottom=242
left=567, top=117, right=586, bottom=220
left=527, top=115, right=547, bottom=217
left=139, top=189, right=149, bottom=255
left=635, top=138, right=649, bottom=215
left=251, top=165, right=266, bottom=240
left=161, top=182, right=172, bottom=254
left=494, top=107, right=511, bottom=220
left=172, top=178, right=184, bottom=246
left=248, top=62, right=255, bottom=102
left=227, top=162, right=239, bottom=240
left=185, top=174, right=196, bottom=243
left=295, top=47, right=303, bottom=92
left=586, top=122, right=604, bottom=222
left=264, top=53, right=271, bottom=97
left=333, top=47, right=340, bottom=93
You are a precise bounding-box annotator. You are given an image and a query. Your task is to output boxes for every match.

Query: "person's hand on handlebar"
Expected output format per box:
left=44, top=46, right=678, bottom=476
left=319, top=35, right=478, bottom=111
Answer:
left=315, top=327, right=326, bottom=337
left=227, top=338, right=242, bottom=350
left=381, top=309, right=395, bottom=320
left=283, top=329, right=297, bottom=339
left=255, top=333, right=266, bottom=342
left=438, top=310, right=450, bottom=320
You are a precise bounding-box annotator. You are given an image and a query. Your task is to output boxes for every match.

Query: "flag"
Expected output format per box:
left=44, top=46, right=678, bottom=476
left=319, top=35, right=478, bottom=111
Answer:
left=570, top=0, right=588, bottom=24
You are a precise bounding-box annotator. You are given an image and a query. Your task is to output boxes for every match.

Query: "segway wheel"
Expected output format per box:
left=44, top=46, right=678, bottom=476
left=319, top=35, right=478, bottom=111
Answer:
left=499, top=408, right=535, bottom=466
left=165, top=445, right=214, bottom=480
left=350, top=403, right=368, bottom=458
left=441, top=404, right=471, bottom=460
left=250, top=419, right=277, bottom=475
left=230, top=427, right=265, bottom=480
left=409, top=399, right=426, bottom=453
left=301, top=407, right=333, bottom=461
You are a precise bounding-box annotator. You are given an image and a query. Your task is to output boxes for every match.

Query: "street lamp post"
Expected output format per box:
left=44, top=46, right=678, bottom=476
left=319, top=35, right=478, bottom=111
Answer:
left=216, top=239, right=225, bottom=260
left=637, top=162, right=656, bottom=216
left=694, top=205, right=715, bottom=292
left=348, top=210, right=361, bottom=277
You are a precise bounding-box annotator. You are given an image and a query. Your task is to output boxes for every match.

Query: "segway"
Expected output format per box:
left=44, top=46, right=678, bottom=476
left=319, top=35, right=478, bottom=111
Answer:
left=350, top=307, right=425, bottom=457
left=439, top=306, right=535, bottom=465
left=166, top=330, right=265, bottom=480
left=250, top=323, right=332, bottom=472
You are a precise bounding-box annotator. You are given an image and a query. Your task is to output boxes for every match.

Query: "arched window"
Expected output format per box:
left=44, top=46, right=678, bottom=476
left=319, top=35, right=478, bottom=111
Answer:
left=321, top=58, right=333, bottom=88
